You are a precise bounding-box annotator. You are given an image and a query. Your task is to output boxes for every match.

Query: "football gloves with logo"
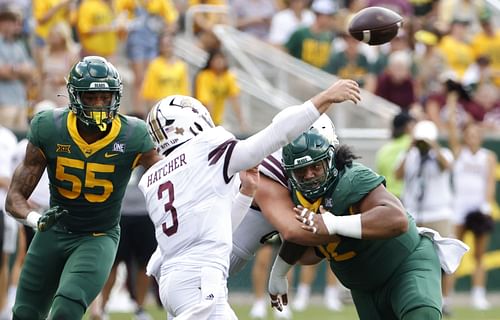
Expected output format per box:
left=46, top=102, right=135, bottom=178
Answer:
left=37, top=206, right=68, bottom=232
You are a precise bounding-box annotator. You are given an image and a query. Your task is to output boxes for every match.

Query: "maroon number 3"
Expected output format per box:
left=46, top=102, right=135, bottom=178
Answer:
left=157, top=181, right=178, bottom=236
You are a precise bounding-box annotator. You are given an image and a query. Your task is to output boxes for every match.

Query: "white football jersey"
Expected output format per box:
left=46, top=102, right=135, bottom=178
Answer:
left=139, top=127, right=240, bottom=277
left=230, top=150, right=289, bottom=276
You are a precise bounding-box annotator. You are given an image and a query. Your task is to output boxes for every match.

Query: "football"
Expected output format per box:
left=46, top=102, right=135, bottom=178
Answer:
left=348, top=6, right=403, bottom=45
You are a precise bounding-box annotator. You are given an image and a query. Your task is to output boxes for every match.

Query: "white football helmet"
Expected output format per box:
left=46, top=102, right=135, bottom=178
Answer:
left=311, top=114, right=339, bottom=148
left=147, top=95, right=215, bottom=156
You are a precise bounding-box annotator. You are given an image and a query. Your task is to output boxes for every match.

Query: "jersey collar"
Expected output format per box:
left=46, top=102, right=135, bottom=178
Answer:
left=67, top=113, right=121, bottom=158
left=295, top=191, right=323, bottom=213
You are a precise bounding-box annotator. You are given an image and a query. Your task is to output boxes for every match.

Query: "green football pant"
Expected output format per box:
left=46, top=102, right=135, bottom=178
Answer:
left=351, top=236, right=442, bottom=320
left=13, top=224, right=119, bottom=320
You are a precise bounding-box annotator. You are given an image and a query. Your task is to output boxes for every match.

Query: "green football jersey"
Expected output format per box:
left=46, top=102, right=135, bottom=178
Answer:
left=291, top=163, right=420, bottom=292
left=27, top=109, right=155, bottom=232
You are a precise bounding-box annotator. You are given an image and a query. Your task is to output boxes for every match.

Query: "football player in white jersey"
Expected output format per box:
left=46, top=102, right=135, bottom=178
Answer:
left=139, top=79, right=360, bottom=319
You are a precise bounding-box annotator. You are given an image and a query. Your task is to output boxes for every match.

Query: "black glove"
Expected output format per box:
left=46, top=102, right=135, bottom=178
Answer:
left=38, top=206, right=68, bottom=232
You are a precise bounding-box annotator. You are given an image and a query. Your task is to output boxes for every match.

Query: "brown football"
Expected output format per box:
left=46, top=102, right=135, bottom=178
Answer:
left=348, top=6, right=403, bottom=45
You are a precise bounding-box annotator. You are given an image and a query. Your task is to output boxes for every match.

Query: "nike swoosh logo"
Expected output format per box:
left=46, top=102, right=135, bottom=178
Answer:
left=104, top=152, right=119, bottom=158
left=92, top=232, right=106, bottom=237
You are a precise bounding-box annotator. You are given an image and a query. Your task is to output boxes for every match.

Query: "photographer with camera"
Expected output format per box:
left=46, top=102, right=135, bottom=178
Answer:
left=395, top=120, right=456, bottom=315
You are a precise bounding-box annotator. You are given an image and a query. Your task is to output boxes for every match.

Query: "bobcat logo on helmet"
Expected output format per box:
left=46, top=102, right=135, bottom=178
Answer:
left=147, top=95, right=215, bottom=156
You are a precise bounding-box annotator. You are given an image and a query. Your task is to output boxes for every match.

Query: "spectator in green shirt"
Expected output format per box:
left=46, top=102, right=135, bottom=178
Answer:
left=375, top=112, right=416, bottom=198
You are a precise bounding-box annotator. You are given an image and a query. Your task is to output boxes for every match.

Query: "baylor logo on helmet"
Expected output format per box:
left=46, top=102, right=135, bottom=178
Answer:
left=294, top=156, right=313, bottom=165
left=90, top=82, right=109, bottom=89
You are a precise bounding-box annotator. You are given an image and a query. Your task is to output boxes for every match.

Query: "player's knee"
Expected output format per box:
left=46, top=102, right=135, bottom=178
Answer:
left=13, top=305, right=41, bottom=320
left=50, top=296, right=85, bottom=320
left=403, top=306, right=441, bottom=320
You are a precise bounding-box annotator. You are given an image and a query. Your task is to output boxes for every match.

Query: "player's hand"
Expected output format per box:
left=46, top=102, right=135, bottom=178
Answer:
left=294, top=205, right=330, bottom=235
left=239, top=167, right=260, bottom=197
left=326, top=79, right=361, bottom=104
left=38, top=206, right=68, bottom=232
left=268, top=269, right=288, bottom=312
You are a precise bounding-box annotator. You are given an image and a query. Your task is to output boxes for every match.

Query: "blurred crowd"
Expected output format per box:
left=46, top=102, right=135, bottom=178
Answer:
left=0, top=0, right=497, bottom=134
left=0, top=0, right=498, bottom=319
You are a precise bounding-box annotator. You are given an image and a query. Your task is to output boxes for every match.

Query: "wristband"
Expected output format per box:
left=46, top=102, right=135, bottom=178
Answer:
left=322, top=211, right=362, bottom=239
left=26, top=211, right=42, bottom=229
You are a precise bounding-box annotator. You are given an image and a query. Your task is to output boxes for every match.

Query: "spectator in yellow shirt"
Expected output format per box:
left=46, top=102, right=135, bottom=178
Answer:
left=438, top=19, right=475, bottom=80
left=471, top=10, right=500, bottom=87
left=141, top=33, right=190, bottom=113
left=116, top=0, right=178, bottom=116
left=194, top=49, right=247, bottom=132
left=76, top=0, right=124, bottom=58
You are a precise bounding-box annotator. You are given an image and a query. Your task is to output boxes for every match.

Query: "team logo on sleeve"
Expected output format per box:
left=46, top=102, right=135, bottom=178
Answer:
left=56, top=144, right=71, bottom=153
left=324, top=198, right=333, bottom=208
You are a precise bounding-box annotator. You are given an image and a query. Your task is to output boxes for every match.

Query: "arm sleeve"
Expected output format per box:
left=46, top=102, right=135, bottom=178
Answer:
left=228, top=100, right=320, bottom=175
left=231, top=192, right=253, bottom=231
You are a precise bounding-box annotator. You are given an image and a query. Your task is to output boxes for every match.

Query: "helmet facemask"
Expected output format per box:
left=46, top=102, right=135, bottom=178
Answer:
left=67, top=56, right=122, bottom=131
left=286, top=147, right=337, bottom=199
left=69, top=89, right=120, bottom=131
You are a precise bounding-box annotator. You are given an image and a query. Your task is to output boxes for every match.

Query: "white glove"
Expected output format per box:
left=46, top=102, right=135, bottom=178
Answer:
left=268, top=255, right=292, bottom=312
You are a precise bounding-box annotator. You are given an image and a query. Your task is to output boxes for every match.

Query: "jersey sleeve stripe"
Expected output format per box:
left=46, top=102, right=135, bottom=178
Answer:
left=260, top=160, right=288, bottom=187
left=266, top=154, right=287, bottom=178
left=208, top=139, right=238, bottom=184
left=222, top=140, right=237, bottom=183
left=208, top=139, right=235, bottom=165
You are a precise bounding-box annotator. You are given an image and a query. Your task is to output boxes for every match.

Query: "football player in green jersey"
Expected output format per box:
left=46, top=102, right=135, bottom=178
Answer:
left=5, top=56, right=161, bottom=320
left=267, top=122, right=446, bottom=320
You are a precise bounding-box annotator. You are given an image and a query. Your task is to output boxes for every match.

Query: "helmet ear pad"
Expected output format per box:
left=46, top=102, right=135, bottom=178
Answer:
left=67, top=56, right=123, bottom=126
left=146, top=95, right=214, bottom=156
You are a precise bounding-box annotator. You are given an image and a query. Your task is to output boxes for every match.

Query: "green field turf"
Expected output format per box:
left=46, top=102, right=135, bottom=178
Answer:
left=84, top=302, right=500, bottom=319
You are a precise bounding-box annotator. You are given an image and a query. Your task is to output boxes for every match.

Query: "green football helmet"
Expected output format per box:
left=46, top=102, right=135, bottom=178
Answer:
left=67, top=56, right=122, bottom=129
left=283, top=117, right=338, bottom=199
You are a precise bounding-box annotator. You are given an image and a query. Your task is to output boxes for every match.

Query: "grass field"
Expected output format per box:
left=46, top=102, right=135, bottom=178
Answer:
left=84, top=301, right=500, bottom=319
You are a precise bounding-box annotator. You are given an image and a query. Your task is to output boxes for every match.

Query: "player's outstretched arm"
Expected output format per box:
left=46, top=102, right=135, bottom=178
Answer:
left=5, top=142, right=46, bottom=224
left=229, top=79, right=360, bottom=175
